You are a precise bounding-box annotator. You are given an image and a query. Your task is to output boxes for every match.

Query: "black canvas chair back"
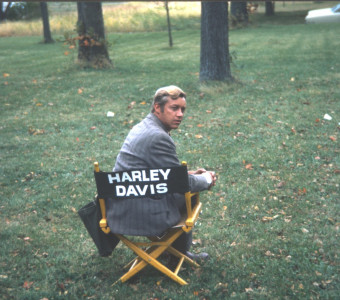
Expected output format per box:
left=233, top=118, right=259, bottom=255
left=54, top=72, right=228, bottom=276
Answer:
left=94, top=165, right=189, bottom=200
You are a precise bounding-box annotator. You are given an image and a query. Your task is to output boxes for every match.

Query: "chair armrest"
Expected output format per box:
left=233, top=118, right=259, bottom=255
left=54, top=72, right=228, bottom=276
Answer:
left=184, top=192, right=201, bottom=228
left=185, top=201, right=202, bottom=227
left=98, top=197, right=111, bottom=234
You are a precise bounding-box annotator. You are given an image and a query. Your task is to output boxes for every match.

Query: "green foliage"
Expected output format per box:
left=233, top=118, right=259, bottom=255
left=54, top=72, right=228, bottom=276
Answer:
left=6, top=2, right=41, bottom=21
left=1, top=11, right=339, bottom=300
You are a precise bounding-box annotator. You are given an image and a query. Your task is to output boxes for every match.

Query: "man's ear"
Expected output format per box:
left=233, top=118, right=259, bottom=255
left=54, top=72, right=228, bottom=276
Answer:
left=153, top=103, right=161, bottom=114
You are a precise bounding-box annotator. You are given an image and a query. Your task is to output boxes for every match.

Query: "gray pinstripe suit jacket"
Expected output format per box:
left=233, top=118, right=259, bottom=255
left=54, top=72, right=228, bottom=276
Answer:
left=106, top=113, right=210, bottom=236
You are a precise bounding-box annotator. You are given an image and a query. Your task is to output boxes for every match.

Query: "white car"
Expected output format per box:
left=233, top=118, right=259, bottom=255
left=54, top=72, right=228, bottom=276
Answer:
left=305, top=3, right=340, bottom=24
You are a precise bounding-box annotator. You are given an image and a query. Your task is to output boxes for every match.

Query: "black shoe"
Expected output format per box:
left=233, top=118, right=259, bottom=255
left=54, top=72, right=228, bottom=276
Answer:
left=185, top=251, right=209, bottom=261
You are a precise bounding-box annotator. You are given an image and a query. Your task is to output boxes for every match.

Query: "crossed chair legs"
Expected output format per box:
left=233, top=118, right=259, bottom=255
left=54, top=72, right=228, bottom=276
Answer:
left=113, top=228, right=200, bottom=286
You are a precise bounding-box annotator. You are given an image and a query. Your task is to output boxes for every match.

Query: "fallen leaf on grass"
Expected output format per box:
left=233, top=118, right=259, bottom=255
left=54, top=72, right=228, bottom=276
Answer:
left=265, top=250, right=274, bottom=257
left=329, top=136, right=336, bottom=142
left=3, top=73, right=10, bottom=78
left=192, top=238, right=202, bottom=245
left=261, top=215, right=279, bottom=222
left=28, top=128, right=46, bottom=135
left=23, top=281, right=34, bottom=289
left=195, top=134, right=203, bottom=139
left=298, top=187, right=307, bottom=195
left=128, top=101, right=136, bottom=109
left=275, top=181, right=285, bottom=188
left=245, top=164, right=253, bottom=170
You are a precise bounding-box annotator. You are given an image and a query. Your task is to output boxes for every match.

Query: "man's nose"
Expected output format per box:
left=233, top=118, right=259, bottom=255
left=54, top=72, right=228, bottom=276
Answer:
left=177, top=109, right=184, bottom=117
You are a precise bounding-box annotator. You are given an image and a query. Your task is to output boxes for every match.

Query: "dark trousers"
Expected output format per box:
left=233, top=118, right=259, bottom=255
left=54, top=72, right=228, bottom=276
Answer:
left=172, top=231, right=192, bottom=254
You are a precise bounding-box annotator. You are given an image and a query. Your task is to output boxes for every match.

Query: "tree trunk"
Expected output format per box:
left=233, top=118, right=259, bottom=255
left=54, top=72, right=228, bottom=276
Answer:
left=0, top=2, right=11, bottom=22
left=265, top=1, right=275, bottom=16
left=77, top=2, right=112, bottom=69
left=200, top=2, right=232, bottom=82
left=165, top=1, right=173, bottom=47
left=40, top=2, right=54, bottom=43
left=230, top=1, right=248, bottom=27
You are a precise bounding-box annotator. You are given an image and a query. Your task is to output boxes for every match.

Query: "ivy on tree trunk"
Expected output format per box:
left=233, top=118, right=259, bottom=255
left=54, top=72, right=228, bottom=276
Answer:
left=77, top=2, right=112, bottom=69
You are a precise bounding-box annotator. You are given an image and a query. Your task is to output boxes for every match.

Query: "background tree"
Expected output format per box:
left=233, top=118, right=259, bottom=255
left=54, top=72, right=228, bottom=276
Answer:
left=77, top=2, right=112, bottom=68
left=230, top=1, right=248, bottom=27
left=265, top=1, right=275, bottom=16
left=165, top=1, right=173, bottom=47
left=200, top=1, right=232, bottom=82
left=40, top=2, right=54, bottom=44
left=0, top=1, right=11, bottom=22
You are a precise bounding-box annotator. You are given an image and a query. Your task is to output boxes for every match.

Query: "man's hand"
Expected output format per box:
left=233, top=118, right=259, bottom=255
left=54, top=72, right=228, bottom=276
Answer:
left=207, top=171, right=217, bottom=189
left=189, top=169, right=217, bottom=189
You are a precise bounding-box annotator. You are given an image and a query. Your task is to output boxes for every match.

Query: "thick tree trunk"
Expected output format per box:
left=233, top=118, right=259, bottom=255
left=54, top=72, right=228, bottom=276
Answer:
left=200, top=2, right=232, bottom=82
left=77, top=2, right=112, bottom=68
left=0, top=2, right=11, bottom=22
left=230, top=1, right=248, bottom=27
left=40, top=2, right=54, bottom=43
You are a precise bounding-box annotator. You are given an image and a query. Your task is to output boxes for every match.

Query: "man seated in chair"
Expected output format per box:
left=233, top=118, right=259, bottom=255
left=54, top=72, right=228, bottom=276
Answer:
left=107, top=85, right=217, bottom=262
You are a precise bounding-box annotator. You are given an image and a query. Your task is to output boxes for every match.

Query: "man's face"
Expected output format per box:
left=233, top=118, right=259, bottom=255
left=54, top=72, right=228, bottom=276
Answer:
left=154, top=97, right=186, bottom=131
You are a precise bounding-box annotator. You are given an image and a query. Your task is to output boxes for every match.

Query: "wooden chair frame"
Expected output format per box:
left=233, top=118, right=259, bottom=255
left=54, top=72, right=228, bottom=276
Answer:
left=94, top=161, right=202, bottom=285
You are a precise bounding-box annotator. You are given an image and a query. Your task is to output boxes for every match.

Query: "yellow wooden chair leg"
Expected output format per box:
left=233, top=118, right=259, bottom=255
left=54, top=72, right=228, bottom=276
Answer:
left=167, top=246, right=200, bottom=268
left=117, top=234, right=188, bottom=285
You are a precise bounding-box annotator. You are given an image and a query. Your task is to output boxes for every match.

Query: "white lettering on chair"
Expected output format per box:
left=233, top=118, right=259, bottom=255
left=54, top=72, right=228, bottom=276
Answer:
left=159, top=169, right=171, bottom=180
left=116, top=185, right=126, bottom=196
left=131, top=170, right=142, bottom=182
left=150, top=169, right=159, bottom=181
left=156, top=183, right=168, bottom=193
left=108, top=169, right=172, bottom=184
left=121, top=172, right=133, bottom=182
left=108, top=173, right=121, bottom=183
left=115, top=184, right=168, bottom=197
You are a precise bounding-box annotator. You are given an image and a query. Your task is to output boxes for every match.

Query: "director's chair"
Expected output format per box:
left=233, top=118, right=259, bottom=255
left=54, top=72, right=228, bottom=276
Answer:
left=94, top=161, right=202, bottom=285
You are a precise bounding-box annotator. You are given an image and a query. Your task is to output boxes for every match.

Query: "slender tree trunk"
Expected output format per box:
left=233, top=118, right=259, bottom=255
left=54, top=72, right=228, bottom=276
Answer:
left=265, top=1, right=275, bottom=16
left=77, top=2, right=112, bottom=68
left=165, top=1, right=173, bottom=47
left=230, top=1, right=248, bottom=27
left=200, top=2, right=232, bottom=82
left=40, top=2, right=54, bottom=43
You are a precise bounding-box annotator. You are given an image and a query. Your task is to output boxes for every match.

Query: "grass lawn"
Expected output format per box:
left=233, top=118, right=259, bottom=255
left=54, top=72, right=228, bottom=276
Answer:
left=0, top=2, right=339, bottom=299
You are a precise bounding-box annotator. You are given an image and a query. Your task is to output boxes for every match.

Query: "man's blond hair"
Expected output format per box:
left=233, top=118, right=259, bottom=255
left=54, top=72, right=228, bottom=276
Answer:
left=151, top=85, right=186, bottom=113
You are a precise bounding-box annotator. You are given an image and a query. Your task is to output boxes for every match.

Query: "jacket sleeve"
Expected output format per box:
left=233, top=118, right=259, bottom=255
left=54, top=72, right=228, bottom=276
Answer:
left=148, top=133, right=210, bottom=192
left=188, top=174, right=210, bottom=192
